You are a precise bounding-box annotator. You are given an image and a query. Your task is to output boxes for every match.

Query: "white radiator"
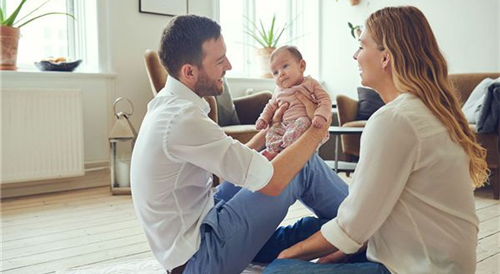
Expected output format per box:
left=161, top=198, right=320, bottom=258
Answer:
left=1, top=88, right=85, bottom=183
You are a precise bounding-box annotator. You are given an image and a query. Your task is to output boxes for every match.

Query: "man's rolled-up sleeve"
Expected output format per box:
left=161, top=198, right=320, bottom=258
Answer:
left=243, top=151, right=273, bottom=191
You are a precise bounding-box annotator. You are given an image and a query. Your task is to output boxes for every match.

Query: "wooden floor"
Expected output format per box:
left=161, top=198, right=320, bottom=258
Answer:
left=1, top=179, right=499, bottom=274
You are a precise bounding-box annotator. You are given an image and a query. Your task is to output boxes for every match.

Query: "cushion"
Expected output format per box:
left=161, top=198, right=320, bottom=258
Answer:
left=356, top=87, right=385, bottom=120
left=215, top=78, right=241, bottom=126
left=462, top=77, right=500, bottom=124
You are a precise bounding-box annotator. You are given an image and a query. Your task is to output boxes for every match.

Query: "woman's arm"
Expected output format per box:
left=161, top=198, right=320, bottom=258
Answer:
left=279, top=107, right=420, bottom=259
left=278, top=231, right=338, bottom=261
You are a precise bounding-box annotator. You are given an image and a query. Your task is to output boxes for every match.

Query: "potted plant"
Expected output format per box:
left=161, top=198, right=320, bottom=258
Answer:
left=0, top=0, right=74, bottom=70
left=244, top=14, right=288, bottom=78
left=348, top=22, right=363, bottom=39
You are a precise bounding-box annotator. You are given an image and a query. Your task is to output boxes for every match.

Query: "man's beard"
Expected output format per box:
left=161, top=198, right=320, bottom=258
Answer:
left=194, top=70, right=223, bottom=97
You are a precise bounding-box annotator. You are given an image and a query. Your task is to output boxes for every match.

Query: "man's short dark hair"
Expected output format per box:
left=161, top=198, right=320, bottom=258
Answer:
left=270, top=45, right=303, bottom=62
left=158, top=15, right=221, bottom=79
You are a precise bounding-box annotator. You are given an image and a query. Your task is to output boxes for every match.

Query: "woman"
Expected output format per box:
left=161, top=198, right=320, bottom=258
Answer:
left=263, top=6, right=489, bottom=274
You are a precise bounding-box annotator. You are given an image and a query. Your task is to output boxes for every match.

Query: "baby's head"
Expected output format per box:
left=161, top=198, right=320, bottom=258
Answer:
left=270, top=46, right=306, bottom=89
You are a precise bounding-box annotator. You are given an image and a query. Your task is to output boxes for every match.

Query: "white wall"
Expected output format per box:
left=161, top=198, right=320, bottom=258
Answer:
left=4, top=0, right=497, bottom=170
left=0, top=0, right=217, bottom=185
left=321, top=0, right=500, bottom=99
left=0, top=72, right=114, bottom=164
left=102, top=0, right=216, bottom=132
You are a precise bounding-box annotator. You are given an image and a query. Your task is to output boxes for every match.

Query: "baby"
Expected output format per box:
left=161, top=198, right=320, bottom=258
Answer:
left=256, top=45, right=331, bottom=160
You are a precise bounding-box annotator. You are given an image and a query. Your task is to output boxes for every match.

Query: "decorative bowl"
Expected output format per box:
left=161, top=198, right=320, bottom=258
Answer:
left=34, top=59, right=82, bottom=72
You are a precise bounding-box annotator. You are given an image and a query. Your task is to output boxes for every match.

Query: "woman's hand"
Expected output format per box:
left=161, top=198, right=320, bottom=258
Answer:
left=317, top=250, right=349, bottom=264
left=277, top=231, right=338, bottom=261
left=317, top=242, right=368, bottom=264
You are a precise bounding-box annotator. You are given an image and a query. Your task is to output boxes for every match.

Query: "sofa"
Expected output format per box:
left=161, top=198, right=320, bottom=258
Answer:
left=204, top=91, right=273, bottom=143
left=336, top=73, right=500, bottom=199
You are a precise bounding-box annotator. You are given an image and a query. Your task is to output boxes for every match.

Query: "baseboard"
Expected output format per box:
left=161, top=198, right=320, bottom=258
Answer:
left=1, top=162, right=110, bottom=199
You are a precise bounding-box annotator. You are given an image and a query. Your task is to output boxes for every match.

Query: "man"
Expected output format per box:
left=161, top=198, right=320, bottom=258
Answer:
left=130, top=15, right=348, bottom=274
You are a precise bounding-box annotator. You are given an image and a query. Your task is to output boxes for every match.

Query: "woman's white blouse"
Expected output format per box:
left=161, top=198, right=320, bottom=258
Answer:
left=321, top=92, right=479, bottom=274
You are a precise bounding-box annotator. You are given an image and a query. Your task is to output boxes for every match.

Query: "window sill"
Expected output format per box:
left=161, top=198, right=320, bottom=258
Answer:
left=226, top=76, right=275, bottom=83
left=0, top=70, right=118, bottom=80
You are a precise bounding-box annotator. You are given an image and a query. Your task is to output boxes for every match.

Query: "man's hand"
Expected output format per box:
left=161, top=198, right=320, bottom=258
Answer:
left=256, top=102, right=289, bottom=130
left=271, top=102, right=289, bottom=125
left=312, top=115, right=327, bottom=128
left=295, top=92, right=331, bottom=132
left=256, top=119, right=268, bottom=130
left=295, top=92, right=317, bottom=119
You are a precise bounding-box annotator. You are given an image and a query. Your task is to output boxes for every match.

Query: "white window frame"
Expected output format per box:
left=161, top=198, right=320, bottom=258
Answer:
left=215, top=0, right=321, bottom=79
left=1, top=0, right=100, bottom=73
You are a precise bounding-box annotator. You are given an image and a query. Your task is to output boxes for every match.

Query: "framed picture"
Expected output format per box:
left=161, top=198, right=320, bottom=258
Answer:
left=139, top=0, right=188, bottom=17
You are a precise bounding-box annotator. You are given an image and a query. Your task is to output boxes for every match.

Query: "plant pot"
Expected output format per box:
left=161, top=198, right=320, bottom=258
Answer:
left=0, top=26, right=20, bottom=70
left=350, top=0, right=360, bottom=5
left=256, top=47, right=275, bottom=78
left=355, top=27, right=362, bottom=38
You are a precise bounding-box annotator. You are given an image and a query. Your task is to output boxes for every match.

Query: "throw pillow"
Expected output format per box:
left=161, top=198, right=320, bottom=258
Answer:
left=462, top=77, right=500, bottom=124
left=356, top=87, right=385, bottom=120
left=215, top=78, right=241, bottom=126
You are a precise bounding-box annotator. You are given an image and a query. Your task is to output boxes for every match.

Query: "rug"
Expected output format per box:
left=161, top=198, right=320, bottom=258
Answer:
left=56, top=258, right=265, bottom=274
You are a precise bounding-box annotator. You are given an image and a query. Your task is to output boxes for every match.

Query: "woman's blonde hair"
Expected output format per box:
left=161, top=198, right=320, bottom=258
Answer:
left=365, top=6, right=489, bottom=187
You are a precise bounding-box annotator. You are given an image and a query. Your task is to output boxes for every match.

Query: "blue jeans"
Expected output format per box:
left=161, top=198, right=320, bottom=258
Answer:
left=263, top=258, right=391, bottom=274
left=182, top=154, right=349, bottom=274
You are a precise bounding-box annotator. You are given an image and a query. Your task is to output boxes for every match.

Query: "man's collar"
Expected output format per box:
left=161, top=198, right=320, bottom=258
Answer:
left=159, top=75, right=210, bottom=114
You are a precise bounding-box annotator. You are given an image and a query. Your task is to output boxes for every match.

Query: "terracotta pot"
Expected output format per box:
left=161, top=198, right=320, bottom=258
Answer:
left=350, top=0, right=360, bottom=5
left=256, top=47, right=275, bottom=78
left=0, top=26, right=20, bottom=70
left=355, top=28, right=362, bottom=38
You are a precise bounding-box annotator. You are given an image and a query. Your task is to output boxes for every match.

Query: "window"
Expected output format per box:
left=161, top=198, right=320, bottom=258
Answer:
left=1, top=0, right=99, bottom=72
left=217, top=0, right=320, bottom=79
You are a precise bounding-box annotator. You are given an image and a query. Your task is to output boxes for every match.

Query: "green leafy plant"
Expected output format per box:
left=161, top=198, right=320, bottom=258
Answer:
left=0, top=0, right=75, bottom=28
left=244, top=14, right=288, bottom=48
left=348, top=22, right=363, bottom=39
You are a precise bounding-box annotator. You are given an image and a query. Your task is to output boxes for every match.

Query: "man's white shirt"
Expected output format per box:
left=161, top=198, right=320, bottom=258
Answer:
left=130, top=76, right=273, bottom=270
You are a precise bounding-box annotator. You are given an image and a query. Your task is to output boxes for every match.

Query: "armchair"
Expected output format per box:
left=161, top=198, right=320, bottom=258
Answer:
left=336, top=72, right=500, bottom=199
left=143, top=49, right=272, bottom=143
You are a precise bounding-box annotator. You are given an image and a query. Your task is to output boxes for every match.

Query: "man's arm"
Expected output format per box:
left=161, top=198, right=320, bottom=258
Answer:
left=258, top=93, right=330, bottom=196
left=246, top=102, right=290, bottom=151
left=245, top=130, right=266, bottom=151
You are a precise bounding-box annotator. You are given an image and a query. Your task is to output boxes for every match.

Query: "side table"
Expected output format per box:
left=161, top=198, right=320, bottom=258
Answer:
left=325, top=126, right=364, bottom=173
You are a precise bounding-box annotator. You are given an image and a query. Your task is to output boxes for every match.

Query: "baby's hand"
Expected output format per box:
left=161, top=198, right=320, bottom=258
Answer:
left=312, top=115, right=327, bottom=128
left=256, top=119, right=268, bottom=130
